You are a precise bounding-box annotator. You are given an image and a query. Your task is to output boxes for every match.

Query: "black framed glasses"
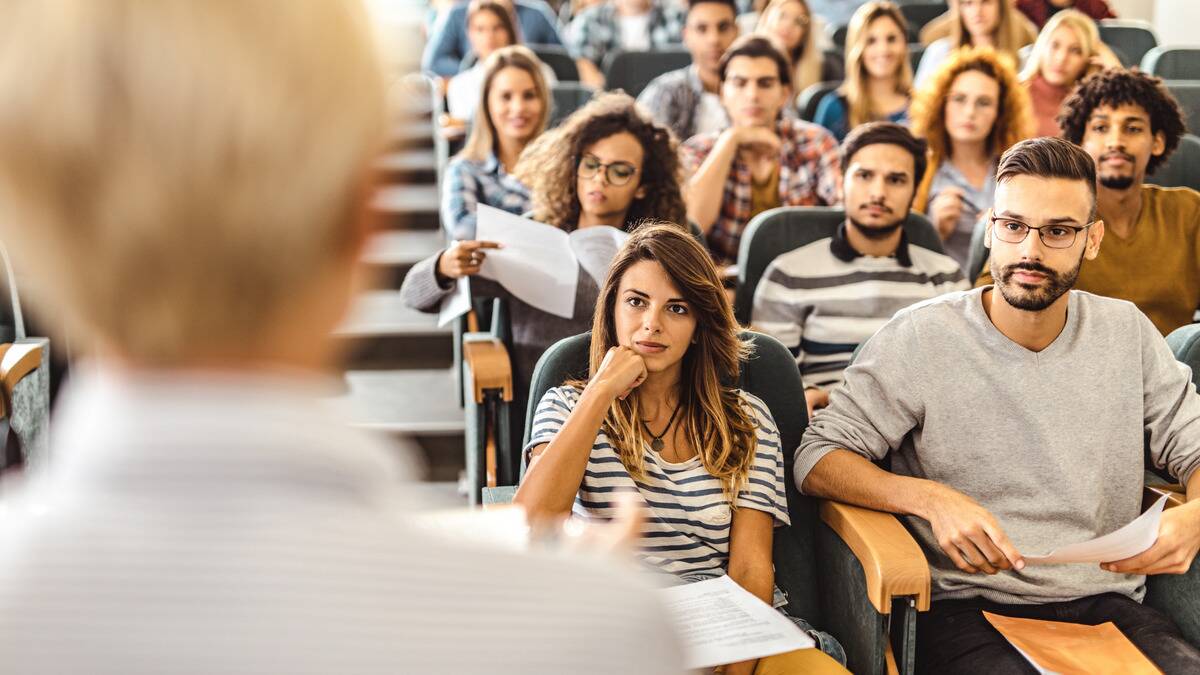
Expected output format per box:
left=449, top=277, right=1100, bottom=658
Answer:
left=990, top=216, right=1093, bottom=249
left=578, top=154, right=638, bottom=186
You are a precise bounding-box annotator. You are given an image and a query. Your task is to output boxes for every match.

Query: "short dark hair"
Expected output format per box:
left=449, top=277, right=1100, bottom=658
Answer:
left=1057, top=69, right=1185, bottom=176
left=717, top=35, right=791, bottom=88
left=686, top=0, right=738, bottom=19
left=996, top=137, right=1097, bottom=218
left=841, top=121, right=929, bottom=188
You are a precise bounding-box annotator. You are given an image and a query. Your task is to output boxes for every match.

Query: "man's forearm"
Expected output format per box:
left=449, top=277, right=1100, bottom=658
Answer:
left=802, top=448, right=939, bottom=519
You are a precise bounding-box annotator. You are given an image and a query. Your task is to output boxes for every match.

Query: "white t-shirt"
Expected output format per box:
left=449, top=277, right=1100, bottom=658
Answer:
left=617, top=12, right=653, bottom=51
left=694, top=91, right=729, bottom=136
left=446, top=62, right=558, bottom=121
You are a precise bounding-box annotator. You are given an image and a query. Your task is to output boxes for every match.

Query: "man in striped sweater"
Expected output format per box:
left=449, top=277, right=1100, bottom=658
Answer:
left=752, top=122, right=968, bottom=415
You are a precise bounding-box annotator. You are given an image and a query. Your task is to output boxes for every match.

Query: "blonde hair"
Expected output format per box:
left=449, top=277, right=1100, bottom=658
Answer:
left=757, top=0, right=823, bottom=96
left=0, top=0, right=387, bottom=363
left=461, top=45, right=551, bottom=163
left=910, top=46, right=1033, bottom=210
left=1018, top=8, right=1101, bottom=83
left=840, top=1, right=913, bottom=129
left=950, top=0, right=1031, bottom=57
left=576, top=223, right=757, bottom=502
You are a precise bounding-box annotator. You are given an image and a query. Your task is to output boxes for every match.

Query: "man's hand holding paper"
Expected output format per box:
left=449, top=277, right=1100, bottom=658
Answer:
left=1102, top=496, right=1200, bottom=576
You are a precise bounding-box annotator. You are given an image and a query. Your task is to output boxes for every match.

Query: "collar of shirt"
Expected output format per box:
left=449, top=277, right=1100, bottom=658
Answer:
left=685, top=65, right=705, bottom=95
left=39, top=364, right=410, bottom=508
left=830, top=220, right=913, bottom=267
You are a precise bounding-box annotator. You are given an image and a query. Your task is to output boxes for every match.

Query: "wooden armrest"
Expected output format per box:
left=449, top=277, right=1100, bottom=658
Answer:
left=820, top=500, right=931, bottom=614
left=1144, top=483, right=1186, bottom=510
left=0, top=342, right=39, bottom=402
left=462, top=334, right=512, bottom=404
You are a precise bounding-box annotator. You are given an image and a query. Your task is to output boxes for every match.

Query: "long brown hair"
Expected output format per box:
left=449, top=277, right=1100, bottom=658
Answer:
left=909, top=46, right=1032, bottom=210
left=576, top=223, right=758, bottom=502
left=515, top=92, right=686, bottom=231
left=949, top=0, right=1030, bottom=56
left=459, top=45, right=550, bottom=163
left=756, top=0, right=821, bottom=95
left=840, top=1, right=913, bottom=129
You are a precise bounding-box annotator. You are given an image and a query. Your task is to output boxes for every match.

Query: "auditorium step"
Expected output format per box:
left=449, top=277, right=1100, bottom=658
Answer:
left=362, top=229, right=444, bottom=288
left=336, top=290, right=452, bottom=370
left=391, top=119, right=435, bottom=150
left=374, top=184, right=440, bottom=230
left=377, top=148, right=437, bottom=184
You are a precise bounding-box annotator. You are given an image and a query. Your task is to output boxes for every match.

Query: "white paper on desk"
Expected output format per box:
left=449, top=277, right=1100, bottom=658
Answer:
left=659, top=575, right=814, bottom=670
left=405, top=506, right=530, bottom=552
left=475, top=205, right=577, bottom=318
left=569, top=226, right=629, bottom=285
left=1024, top=495, right=1169, bottom=565
left=437, top=276, right=472, bottom=327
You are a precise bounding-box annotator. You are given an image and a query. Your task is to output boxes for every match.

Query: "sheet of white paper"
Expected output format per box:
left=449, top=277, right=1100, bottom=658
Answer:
left=405, top=506, right=530, bottom=552
left=658, top=575, right=814, bottom=670
left=1024, top=496, right=1169, bottom=565
left=475, top=205, right=577, bottom=319
left=568, top=226, right=629, bottom=285
left=1010, top=644, right=1061, bottom=675
left=437, top=276, right=472, bottom=327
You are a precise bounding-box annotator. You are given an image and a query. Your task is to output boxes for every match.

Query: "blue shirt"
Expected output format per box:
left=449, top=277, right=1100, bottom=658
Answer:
left=812, top=93, right=910, bottom=141
left=421, top=0, right=564, bottom=77
left=441, top=153, right=532, bottom=240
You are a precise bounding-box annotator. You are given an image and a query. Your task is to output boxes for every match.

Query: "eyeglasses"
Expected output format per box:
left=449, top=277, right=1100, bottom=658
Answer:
left=990, top=216, right=1093, bottom=249
left=578, top=154, right=639, bottom=186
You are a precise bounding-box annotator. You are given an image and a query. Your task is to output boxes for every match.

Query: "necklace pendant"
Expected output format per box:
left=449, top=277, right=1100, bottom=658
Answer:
left=651, top=438, right=664, bottom=452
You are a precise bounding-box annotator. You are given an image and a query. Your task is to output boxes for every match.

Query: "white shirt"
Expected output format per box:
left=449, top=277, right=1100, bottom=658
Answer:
left=617, top=12, right=652, bottom=51
left=694, top=91, right=729, bottom=136
left=0, top=367, right=684, bottom=675
left=446, top=62, right=557, bottom=121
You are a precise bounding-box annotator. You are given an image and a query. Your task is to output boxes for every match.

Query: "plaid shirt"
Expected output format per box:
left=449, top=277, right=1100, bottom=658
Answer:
left=680, top=118, right=842, bottom=266
left=565, top=2, right=684, bottom=66
left=440, top=153, right=531, bottom=240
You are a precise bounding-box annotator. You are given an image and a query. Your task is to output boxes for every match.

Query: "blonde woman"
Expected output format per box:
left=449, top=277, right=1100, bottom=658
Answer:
left=755, top=0, right=839, bottom=109
left=813, top=1, right=912, bottom=141
left=441, top=45, right=550, bottom=239
left=915, top=0, right=1034, bottom=88
left=1019, top=9, right=1119, bottom=137
left=911, top=47, right=1033, bottom=268
left=515, top=224, right=847, bottom=674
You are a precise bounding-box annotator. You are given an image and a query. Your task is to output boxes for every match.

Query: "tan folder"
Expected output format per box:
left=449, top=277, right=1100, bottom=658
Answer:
left=983, top=611, right=1161, bottom=675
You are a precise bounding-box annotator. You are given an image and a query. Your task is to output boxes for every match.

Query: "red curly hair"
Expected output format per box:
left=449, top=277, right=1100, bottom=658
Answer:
left=909, top=46, right=1032, bottom=211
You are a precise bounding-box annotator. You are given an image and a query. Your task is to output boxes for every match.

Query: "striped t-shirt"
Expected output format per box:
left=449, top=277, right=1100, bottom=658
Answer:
left=524, top=386, right=790, bottom=578
left=751, top=231, right=967, bottom=390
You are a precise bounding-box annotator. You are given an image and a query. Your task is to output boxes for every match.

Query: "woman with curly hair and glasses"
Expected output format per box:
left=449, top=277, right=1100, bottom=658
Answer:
left=516, top=224, right=848, bottom=673
left=910, top=46, right=1032, bottom=269
left=401, top=91, right=687, bottom=454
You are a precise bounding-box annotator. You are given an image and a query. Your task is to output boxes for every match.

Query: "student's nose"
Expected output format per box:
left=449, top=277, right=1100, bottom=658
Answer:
left=1017, top=228, right=1047, bottom=261
left=641, top=309, right=663, bottom=334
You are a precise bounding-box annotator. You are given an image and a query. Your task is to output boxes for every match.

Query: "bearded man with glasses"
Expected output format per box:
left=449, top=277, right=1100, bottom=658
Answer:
left=795, top=136, right=1200, bottom=674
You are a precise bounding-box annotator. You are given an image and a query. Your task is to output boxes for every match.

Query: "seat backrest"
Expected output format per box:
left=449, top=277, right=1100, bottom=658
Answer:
left=602, top=48, right=692, bottom=98
left=899, top=2, right=948, bottom=42
left=908, top=43, right=925, bottom=72
left=1166, top=81, right=1200, bottom=137
left=522, top=330, right=824, bottom=621
left=965, top=212, right=989, bottom=284
left=798, top=80, right=842, bottom=122
left=1167, top=324, right=1200, bottom=391
left=549, top=82, right=595, bottom=127
left=1149, top=133, right=1200, bottom=192
left=733, top=206, right=947, bottom=325
left=1098, top=19, right=1158, bottom=68
left=830, top=23, right=848, bottom=48
left=1141, top=46, right=1200, bottom=80
left=532, top=44, right=580, bottom=81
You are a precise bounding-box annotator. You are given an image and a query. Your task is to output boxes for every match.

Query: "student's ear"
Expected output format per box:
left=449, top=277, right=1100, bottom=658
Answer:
left=1152, top=130, right=1167, bottom=159
left=635, top=184, right=647, bottom=200
left=1084, top=219, right=1105, bottom=260
left=982, top=208, right=993, bottom=250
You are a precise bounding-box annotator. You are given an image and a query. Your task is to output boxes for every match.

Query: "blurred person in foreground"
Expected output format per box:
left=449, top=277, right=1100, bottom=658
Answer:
left=0, top=2, right=683, bottom=673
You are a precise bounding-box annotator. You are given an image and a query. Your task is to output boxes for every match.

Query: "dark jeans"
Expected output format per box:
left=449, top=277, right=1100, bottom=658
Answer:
left=916, top=593, right=1200, bottom=674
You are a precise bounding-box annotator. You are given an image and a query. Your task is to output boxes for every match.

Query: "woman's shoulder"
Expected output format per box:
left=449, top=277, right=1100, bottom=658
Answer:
left=542, top=384, right=585, bottom=406
left=731, top=389, right=776, bottom=429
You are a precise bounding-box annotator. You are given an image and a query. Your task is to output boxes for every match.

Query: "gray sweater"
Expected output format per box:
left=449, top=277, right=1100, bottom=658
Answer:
left=796, top=287, right=1200, bottom=604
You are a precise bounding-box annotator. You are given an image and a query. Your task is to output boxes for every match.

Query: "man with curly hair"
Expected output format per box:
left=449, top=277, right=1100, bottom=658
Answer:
left=681, top=35, right=841, bottom=267
left=978, top=69, right=1200, bottom=335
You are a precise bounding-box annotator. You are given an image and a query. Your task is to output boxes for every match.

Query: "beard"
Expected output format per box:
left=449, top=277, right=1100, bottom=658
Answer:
left=991, top=251, right=1084, bottom=312
left=848, top=211, right=905, bottom=241
left=1099, top=174, right=1136, bottom=190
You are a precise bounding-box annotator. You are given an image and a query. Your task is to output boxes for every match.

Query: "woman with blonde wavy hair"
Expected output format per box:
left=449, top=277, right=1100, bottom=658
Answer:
left=754, top=0, right=840, bottom=111
left=1019, top=8, right=1119, bottom=137
left=914, top=0, right=1034, bottom=89
left=813, top=1, right=912, bottom=141
left=910, top=46, right=1032, bottom=269
left=515, top=224, right=847, bottom=674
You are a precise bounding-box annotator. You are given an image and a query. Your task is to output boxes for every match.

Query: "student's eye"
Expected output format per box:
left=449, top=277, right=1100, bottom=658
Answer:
left=1047, top=226, right=1071, bottom=238
left=625, top=296, right=645, bottom=308
left=1126, top=125, right=1144, bottom=134
left=856, top=169, right=871, bottom=179
left=1000, top=220, right=1025, bottom=232
left=581, top=156, right=601, bottom=170
left=950, top=93, right=967, bottom=104
left=612, top=164, right=636, bottom=179
left=888, top=175, right=906, bottom=185
left=667, top=303, right=689, bottom=315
